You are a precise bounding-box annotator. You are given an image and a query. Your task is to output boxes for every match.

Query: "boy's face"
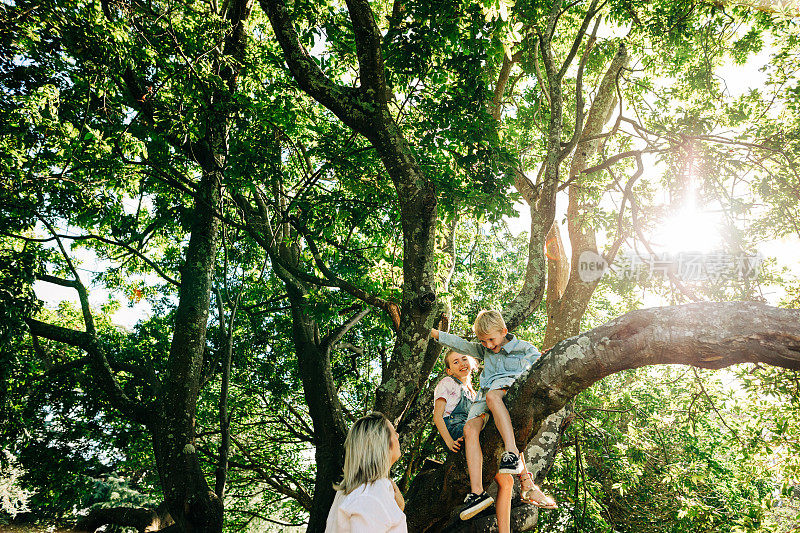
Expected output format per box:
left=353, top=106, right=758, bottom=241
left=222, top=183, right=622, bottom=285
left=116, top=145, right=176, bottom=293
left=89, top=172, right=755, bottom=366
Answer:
left=477, top=327, right=509, bottom=353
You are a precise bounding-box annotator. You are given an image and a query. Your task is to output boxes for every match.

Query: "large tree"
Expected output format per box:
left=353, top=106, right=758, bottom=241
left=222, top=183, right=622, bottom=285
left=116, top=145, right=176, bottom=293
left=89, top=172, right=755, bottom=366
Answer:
left=2, top=0, right=253, bottom=528
left=3, top=0, right=800, bottom=532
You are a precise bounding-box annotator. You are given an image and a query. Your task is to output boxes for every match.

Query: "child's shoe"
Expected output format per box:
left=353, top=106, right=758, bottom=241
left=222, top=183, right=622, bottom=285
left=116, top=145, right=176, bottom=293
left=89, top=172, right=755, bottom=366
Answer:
left=518, top=472, right=558, bottom=509
left=459, top=491, right=494, bottom=520
left=498, top=451, right=524, bottom=474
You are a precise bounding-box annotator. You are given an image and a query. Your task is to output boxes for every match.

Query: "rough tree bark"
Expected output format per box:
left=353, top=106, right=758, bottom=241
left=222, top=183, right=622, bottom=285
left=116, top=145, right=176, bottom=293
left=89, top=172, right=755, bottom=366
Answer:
left=254, top=0, right=584, bottom=524
left=501, top=0, right=603, bottom=331
left=428, top=10, right=610, bottom=532
left=404, top=301, right=800, bottom=531
left=152, top=169, right=224, bottom=533
left=29, top=170, right=224, bottom=533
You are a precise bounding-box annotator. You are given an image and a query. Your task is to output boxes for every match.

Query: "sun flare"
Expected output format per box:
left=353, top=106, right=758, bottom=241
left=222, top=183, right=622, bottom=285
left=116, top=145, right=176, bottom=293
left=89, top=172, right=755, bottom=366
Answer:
left=653, top=207, right=723, bottom=254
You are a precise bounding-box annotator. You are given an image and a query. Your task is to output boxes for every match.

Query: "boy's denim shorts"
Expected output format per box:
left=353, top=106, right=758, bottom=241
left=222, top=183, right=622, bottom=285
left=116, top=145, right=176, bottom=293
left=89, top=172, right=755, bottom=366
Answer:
left=466, top=376, right=518, bottom=422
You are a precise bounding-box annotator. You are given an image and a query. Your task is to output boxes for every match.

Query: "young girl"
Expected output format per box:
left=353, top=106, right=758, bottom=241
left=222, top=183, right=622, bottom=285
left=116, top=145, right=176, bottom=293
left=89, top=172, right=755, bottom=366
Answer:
left=326, top=412, right=406, bottom=533
left=433, top=351, right=478, bottom=452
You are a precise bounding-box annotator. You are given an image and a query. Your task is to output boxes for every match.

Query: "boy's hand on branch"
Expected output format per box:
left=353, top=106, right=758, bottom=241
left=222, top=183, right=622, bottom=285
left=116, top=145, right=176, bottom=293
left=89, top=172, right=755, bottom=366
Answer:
left=431, top=328, right=440, bottom=340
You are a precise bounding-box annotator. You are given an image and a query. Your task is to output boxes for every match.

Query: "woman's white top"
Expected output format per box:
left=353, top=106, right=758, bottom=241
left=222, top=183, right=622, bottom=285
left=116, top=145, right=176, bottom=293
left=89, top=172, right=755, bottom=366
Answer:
left=324, top=478, right=407, bottom=533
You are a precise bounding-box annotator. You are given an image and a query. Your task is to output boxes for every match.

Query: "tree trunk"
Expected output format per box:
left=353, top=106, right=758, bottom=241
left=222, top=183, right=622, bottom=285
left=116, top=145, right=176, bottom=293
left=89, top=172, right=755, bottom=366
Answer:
left=369, top=124, right=444, bottom=425
left=153, top=168, right=224, bottom=533
left=260, top=0, right=446, bottom=428
left=230, top=179, right=352, bottom=532
left=439, top=504, right=538, bottom=533
left=404, top=301, right=800, bottom=531
left=289, top=289, right=348, bottom=532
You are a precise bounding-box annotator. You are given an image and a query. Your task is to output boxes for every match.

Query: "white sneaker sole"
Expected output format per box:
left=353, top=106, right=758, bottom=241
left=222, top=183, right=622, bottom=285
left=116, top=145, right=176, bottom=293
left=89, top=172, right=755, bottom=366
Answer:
left=459, top=496, right=495, bottom=520
left=498, top=463, right=524, bottom=474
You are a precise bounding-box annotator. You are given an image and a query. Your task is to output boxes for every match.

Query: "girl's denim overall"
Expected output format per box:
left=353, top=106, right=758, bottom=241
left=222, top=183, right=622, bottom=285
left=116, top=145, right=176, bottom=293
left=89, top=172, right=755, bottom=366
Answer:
left=442, top=376, right=474, bottom=441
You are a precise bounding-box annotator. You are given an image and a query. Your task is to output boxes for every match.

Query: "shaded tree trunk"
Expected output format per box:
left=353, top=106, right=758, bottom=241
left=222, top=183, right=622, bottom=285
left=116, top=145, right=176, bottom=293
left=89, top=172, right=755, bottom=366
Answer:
left=259, top=0, right=445, bottom=433
left=231, top=185, right=372, bottom=532
left=440, top=504, right=538, bottom=533
left=111, top=0, right=250, bottom=528
left=152, top=168, right=224, bottom=533
left=287, top=293, right=346, bottom=532
left=26, top=0, right=250, bottom=520
left=29, top=168, right=226, bottom=533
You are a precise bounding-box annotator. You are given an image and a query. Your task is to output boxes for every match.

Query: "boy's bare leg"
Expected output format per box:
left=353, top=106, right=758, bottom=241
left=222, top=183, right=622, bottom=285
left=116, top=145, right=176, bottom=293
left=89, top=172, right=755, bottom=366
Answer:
left=463, top=416, right=485, bottom=494
left=485, top=389, right=520, bottom=455
left=494, top=473, right=513, bottom=533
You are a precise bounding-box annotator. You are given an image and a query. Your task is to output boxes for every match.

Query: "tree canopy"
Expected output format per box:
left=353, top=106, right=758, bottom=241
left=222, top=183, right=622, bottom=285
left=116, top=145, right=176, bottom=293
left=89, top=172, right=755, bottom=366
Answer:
left=2, top=0, right=800, bottom=531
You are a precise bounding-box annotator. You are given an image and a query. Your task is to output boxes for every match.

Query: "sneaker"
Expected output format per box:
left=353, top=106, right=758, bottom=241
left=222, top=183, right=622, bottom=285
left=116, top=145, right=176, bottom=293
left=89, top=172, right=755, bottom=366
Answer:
left=459, top=491, right=494, bottom=520
left=498, top=451, right=523, bottom=474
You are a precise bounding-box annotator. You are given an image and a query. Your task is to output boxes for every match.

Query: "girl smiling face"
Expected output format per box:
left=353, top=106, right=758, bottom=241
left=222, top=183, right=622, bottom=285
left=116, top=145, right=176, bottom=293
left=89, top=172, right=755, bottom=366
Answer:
left=445, top=352, right=474, bottom=381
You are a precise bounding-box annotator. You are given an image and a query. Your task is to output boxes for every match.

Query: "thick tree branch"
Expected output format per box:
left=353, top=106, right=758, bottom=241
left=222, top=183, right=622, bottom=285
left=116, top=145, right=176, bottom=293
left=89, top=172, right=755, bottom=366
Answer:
left=23, top=315, right=151, bottom=424
left=259, top=0, right=372, bottom=132
left=543, top=42, right=629, bottom=348
left=544, top=222, right=569, bottom=347
left=30, top=238, right=151, bottom=424
left=294, top=221, right=402, bottom=329
left=25, top=318, right=92, bottom=351
left=558, top=11, right=603, bottom=161
left=532, top=37, right=551, bottom=107
left=491, top=52, right=522, bottom=121
left=557, top=0, right=601, bottom=81
left=74, top=504, right=173, bottom=533
left=343, top=0, right=386, bottom=100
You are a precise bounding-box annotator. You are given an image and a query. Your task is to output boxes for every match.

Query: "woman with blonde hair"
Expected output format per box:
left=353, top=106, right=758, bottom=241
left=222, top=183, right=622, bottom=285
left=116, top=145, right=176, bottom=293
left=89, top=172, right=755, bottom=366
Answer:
left=325, top=411, right=406, bottom=532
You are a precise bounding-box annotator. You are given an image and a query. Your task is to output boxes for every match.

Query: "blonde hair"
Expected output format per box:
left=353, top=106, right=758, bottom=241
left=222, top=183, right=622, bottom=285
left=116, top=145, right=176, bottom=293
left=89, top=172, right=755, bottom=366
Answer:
left=334, top=412, right=393, bottom=495
left=473, top=309, right=506, bottom=337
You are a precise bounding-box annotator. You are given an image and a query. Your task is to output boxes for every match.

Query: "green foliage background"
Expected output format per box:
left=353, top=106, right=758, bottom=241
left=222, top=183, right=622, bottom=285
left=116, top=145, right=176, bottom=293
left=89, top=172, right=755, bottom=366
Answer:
left=1, top=0, right=800, bottom=530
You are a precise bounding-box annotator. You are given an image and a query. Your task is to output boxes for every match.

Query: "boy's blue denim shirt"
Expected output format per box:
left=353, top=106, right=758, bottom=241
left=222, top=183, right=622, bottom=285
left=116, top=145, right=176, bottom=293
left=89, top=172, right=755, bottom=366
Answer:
left=437, top=331, right=541, bottom=390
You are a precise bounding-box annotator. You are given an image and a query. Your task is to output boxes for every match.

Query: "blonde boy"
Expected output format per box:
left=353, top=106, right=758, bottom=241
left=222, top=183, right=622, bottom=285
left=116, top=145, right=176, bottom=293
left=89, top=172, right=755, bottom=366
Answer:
left=431, top=310, right=545, bottom=520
